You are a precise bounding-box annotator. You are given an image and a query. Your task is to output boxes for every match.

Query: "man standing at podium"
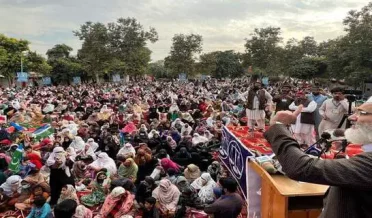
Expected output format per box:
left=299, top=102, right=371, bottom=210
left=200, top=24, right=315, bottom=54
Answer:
left=264, top=96, right=372, bottom=218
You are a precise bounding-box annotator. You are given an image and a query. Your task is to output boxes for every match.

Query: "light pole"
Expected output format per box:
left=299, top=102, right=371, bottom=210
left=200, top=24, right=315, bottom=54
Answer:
left=20, top=51, right=27, bottom=72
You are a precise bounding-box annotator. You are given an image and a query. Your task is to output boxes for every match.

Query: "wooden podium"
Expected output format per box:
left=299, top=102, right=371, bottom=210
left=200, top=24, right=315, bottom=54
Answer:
left=250, top=161, right=328, bottom=218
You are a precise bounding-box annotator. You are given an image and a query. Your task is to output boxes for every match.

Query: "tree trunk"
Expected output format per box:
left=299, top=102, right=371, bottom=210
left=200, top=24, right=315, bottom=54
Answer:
left=95, top=73, right=100, bottom=84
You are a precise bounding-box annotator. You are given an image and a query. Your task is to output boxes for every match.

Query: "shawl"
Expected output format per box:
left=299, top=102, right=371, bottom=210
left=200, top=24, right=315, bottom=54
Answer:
left=46, top=147, right=71, bottom=177
left=175, top=176, right=191, bottom=192
left=89, top=152, right=117, bottom=175
left=66, top=147, right=77, bottom=162
left=132, top=104, right=143, bottom=114
left=207, top=161, right=223, bottom=178
left=184, top=164, right=201, bottom=182
left=191, top=173, right=217, bottom=203
left=73, top=205, right=93, bottom=218
left=72, top=161, right=89, bottom=179
left=118, top=143, right=136, bottom=158
left=57, top=184, right=79, bottom=204
left=152, top=179, right=180, bottom=211
left=160, top=158, right=180, bottom=172
left=181, top=124, right=193, bottom=135
left=134, top=148, right=152, bottom=166
left=99, top=187, right=135, bottom=218
left=0, top=175, right=22, bottom=197
left=171, top=118, right=184, bottom=129
left=118, top=158, right=138, bottom=180
left=166, top=136, right=177, bottom=150
left=86, top=138, right=99, bottom=152
left=27, top=153, right=43, bottom=169
left=192, top=133, right=209, bottom=146
left=69, top=136, right=85, bottom=154
left=148, top=129, right=159, bottom=139
left=169, top=104, right=179, bottom=113
left=121, top=122, right=137, bottom=134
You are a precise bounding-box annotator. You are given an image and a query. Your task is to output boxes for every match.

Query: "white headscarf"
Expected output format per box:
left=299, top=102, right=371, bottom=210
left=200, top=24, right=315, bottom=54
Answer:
left=87, top=138, right=99, bottom=152
left=191, top=173, right=217, bottom=203
left=46, top=147, right=71, bottom=177
left=69, top=136, right=85, bottom=154
left=169, top=103, right=179, bottom=113
left=118, top=143, right=136, bottom=157
left=0, top=175, right=22, bottom=197
left=89, top=152, right=117, bottom=175
left=171, top=118, right=184, bottom=129
left=192, top=133, right=209, bottom=146
left=66, top=147, right=77, bottom=162
left=181, top=124, right=193, bottom=135
left=12, top=99, right=21, bottom=110
left=148, top=129, right=159, bottom=139
left=43, top=103, right=55, bottom=114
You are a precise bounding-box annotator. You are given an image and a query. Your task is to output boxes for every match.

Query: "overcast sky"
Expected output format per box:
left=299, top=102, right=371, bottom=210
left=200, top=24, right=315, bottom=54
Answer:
left=0, top=0, right=367, bottom=61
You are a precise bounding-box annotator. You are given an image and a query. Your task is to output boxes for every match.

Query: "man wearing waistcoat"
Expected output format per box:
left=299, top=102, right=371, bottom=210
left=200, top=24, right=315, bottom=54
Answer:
left=288, top=91, right=317, bottom=146
left=272, top=83, right=294, bottom=112
left=244, top=81, right=272, bottom=132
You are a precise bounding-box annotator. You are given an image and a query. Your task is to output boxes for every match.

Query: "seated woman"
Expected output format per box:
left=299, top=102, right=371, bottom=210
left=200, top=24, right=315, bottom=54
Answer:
left=160, top=158, right=180, bottom=173
left=191, top=173, right=217, bottom=205
left=15, top=185, right=49, bottom=211
left=24, top=168, right=50, bottom=193
left=118, top=158, right=138, bottom=182
left=152, top=179, right=181, bottom=217
left=73, top=205, right=93, bottom=218
left=72, top=160, right=91, bottom=191
left=0, top=175, right=22, bottom=207
left=96, top=187, right=135, bottom=218
left=88, top=152, right=117, bottom=176
left=57, top=184, right=79, bottom=204
left=80, top=170, right=109, bottom=207
left=136, top=176, right=156, bottom=206
left=183, top=164, right=201, bottom=183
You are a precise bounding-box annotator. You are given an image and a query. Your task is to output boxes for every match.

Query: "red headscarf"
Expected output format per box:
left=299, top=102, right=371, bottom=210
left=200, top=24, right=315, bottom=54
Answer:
left=160, top=158, right=180, bottom=172
left=27, top=153, right=43, bottom=169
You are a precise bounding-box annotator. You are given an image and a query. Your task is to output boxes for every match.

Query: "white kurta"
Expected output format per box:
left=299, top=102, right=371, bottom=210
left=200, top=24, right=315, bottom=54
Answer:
left=289, top=101, right=317, bottom=134
left=318, top=99, right=350, bottom=134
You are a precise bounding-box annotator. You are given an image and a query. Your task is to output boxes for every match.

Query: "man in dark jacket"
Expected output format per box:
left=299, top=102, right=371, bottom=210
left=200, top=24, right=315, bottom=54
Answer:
left=264, top=97, right=372, bottom=218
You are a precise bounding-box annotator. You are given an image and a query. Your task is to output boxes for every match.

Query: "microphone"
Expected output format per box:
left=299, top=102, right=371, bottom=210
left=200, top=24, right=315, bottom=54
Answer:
left=333, top=129, right=345, bottom=138
left=320, top=132, right=332, bottom=140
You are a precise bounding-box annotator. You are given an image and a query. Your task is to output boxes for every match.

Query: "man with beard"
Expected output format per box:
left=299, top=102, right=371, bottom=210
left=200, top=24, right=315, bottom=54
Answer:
left=243, top=80, right=272, bottom=132
left=263, top=96, right=372, bottom=218
left=318, top=87, right=350, bottom=135
left=272, top=83, right=294, bottom=112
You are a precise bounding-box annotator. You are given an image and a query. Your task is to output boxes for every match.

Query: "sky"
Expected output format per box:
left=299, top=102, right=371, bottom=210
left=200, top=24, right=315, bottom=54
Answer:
left=0, top=0, right=368, bottom=61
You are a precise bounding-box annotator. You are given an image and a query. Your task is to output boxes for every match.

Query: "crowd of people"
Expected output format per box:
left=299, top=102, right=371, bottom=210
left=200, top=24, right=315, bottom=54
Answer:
left=0, top=77, right=353, bottom=218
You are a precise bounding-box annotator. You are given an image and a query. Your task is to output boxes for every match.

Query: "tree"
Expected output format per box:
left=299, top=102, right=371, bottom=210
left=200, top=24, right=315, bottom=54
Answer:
left=24, top=51, right=52, bottom=75
left=325, top=2, right=372, bottom=86
left=46, top=44, right=72, bottom=60
left=107, top=17, right=158, bottom=77
left=0, top=34, right=29, bottom=83
left=289, top=57, right=327, bottom=80
left=74, top=22, right=111, bottom=82
left=147, top=60, right=169, bottom=78
left=164, top=34, right=203, bottom=77
left=214, top=51, right=244, bottom=78
left=47, top=44, right=82, bottom=84
left=244, top=27, right=283, bottom=75
left=198, top=51, right=219, bottom=75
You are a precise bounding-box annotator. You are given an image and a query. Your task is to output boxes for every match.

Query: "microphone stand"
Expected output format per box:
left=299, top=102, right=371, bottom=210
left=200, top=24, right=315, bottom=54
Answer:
left=317, top=140, right=332, bottom=159
left=333, top=140, right=349, bottom=158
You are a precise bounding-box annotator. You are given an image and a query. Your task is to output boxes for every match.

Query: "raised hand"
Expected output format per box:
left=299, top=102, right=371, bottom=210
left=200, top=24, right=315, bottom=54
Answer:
left=270, top=105, right=303, bottom=126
